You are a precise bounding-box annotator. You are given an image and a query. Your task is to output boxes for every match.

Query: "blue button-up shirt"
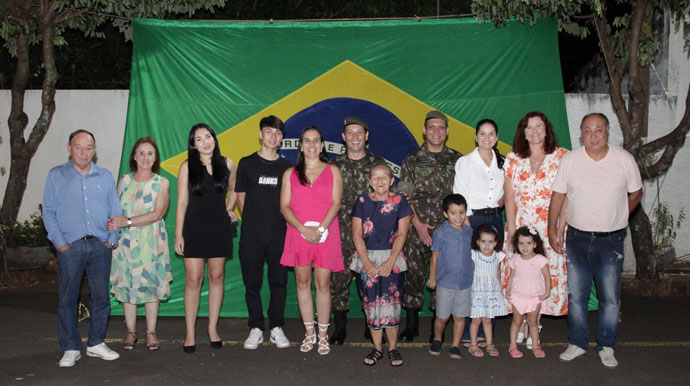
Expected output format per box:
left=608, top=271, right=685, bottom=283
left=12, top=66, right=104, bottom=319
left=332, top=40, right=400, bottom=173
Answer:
left=42, top=161, right=121, bottom=249
left=431, top=220, right=474, bottom=290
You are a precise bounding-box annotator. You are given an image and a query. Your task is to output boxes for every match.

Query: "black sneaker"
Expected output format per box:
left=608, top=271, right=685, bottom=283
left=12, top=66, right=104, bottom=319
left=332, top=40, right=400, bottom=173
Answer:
left=449, top=346, right=462, bottom=360
left=429, top=340, right=442, bottom=356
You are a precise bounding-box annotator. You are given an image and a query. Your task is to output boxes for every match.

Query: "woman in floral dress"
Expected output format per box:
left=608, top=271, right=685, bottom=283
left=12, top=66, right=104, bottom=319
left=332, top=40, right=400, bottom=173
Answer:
left=351, top=163, right=412, bottom=367
left=109, top=137, right=172, bottom=351
left=503, top=112, right=568, bottom=343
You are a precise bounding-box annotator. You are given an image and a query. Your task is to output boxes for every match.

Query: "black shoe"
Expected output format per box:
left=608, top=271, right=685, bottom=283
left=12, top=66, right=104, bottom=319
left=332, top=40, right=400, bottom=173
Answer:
left=329, top=310, right=347, bottom=345
left=210, top=340, right=222, bottom=349
left=183, top=345, right=196, bottom=353
left=399, top=308, right=419, bottom=342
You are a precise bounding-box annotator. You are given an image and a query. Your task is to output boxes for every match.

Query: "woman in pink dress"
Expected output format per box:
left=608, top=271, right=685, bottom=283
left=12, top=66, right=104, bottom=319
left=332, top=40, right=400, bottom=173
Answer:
left=503, top=112, right=568, bottom=346
left=280, top=126, right=344, bottom=356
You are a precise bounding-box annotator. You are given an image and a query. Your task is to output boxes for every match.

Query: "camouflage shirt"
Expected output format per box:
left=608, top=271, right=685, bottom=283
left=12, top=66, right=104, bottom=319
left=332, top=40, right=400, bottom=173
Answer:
left=331, top=151, right=386, bottom=246
left=400, top=144, right=462, bottom=227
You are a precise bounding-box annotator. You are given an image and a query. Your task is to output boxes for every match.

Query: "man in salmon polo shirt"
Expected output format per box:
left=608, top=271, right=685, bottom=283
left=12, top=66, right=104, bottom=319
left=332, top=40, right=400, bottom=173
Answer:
left=547, top=112, right=642, bottom=369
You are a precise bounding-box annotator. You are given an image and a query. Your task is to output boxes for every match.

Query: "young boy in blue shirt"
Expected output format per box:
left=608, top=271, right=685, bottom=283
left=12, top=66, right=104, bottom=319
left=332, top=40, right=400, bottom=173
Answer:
left=427, top=194, right=474, bottom=359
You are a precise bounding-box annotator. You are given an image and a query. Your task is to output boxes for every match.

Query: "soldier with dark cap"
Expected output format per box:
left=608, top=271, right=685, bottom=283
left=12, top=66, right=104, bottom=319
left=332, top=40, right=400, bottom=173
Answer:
left=398, top=110, right=462, bottom=342
left=329, top=116, right=385, bottom=345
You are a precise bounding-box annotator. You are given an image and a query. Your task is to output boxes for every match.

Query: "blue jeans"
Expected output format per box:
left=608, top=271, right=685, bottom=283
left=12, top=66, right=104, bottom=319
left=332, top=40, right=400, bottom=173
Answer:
left=57, top=237, right=113, bottom=351
left=565, top=227, right=625, bottom=351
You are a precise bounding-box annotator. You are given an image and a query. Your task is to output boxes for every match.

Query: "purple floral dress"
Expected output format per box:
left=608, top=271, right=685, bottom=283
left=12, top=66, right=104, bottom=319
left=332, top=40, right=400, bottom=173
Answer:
left=350, top=193, right=412, bottom=329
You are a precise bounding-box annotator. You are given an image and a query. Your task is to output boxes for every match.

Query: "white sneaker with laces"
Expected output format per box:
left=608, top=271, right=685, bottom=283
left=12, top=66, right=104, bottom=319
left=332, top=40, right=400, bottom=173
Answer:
left=270, top=327, right=290, bottom=349
left=58, top=350, right=81, bottom=367
left=86, top=343, right=119, bottom=360
left=598, top=347, right=618, bottom=368
left=243, top=327, right=264, bottom=349
left=559, top=344, right=587, bottom=362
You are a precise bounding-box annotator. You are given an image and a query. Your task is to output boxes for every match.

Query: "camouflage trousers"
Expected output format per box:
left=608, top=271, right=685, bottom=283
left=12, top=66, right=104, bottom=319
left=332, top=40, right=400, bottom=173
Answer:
left=330, top=243, right=356, bottom=312
left=402, top=228, right=433, bottom=310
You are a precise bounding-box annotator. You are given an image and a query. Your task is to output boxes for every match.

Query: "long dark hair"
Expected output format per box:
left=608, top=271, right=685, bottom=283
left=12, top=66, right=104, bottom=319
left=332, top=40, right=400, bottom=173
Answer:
left=511, top=226, right=546, bottom=256
left=511, top=111, right=557, bottom=158
left=295, top=125, right=328, bottom=186
left=475, top=118, right=504, bottom=169
left=187, top=123, right=229, bottom=195
left=129, top=136, right=161, bottom=173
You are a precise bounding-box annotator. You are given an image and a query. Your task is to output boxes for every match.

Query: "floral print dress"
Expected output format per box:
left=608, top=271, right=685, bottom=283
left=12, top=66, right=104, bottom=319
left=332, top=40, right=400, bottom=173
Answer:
left=350, top=193, right=412, bottom=329
left=502, top=148, right=568, bottom=316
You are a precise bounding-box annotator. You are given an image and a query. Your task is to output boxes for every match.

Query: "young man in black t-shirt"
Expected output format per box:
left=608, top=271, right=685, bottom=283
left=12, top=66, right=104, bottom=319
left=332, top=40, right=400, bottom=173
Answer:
left=236, top=115, right=293, bottom=349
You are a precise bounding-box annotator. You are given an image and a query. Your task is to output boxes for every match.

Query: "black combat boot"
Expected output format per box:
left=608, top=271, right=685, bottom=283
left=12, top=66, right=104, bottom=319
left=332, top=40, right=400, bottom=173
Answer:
left=329, top=310, right=347, bottom=345
left=398, top=308, right=419, bottom=342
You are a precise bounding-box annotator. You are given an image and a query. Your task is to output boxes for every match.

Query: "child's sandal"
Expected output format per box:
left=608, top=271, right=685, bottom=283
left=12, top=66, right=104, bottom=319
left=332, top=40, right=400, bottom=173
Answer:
left=486, top=344, right=500, bottom=357
left=509, top=346, right=523, bottom=358
left=388, top=349, right=403, bottom=367
left=532, top=345, right=546, bottom=358
left=363, top=349, right=383, bottom=366
left=468, top=345, right=484, bottom=357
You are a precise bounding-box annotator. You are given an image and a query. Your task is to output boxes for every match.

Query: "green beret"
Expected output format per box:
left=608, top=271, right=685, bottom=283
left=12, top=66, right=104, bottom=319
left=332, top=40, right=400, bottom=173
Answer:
left=343, top=116, right=369, bottom=131
left=425, top=110, right=448, bottom=124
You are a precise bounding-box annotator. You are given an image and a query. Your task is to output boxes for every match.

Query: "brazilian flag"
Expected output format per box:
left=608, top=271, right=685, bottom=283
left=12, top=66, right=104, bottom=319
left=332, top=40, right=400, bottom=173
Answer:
left=112, top=17, right=576, bottom=317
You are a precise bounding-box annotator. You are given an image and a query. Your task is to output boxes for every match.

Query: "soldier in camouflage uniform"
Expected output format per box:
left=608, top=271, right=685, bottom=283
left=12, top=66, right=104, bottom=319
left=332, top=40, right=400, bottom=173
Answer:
left=397, top=110, right=462, bottom=342
left=329, top=116, right=385, bottom=345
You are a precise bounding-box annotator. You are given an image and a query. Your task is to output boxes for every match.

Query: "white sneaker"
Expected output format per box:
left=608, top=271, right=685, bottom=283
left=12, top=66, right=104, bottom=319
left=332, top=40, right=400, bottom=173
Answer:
left=243, top=328, right=264, bottom=349
left=598, top=347, right=618, bottom=368
left=270, top=327, right=290, bottom=349
left=559, top=344, right=587, bottom=362
left=58, top=350, right=81, bottom=367
left=86, top=343, right=120, bottom=360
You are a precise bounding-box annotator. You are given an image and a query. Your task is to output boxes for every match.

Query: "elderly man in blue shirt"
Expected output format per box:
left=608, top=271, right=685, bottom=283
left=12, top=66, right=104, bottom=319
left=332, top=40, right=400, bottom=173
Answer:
left=43, top=129, right=121, bottom=368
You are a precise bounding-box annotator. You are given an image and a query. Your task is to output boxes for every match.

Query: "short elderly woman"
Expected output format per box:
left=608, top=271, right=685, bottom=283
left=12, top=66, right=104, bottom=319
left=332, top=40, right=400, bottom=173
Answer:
left=351, top=163, right=412, bottom=367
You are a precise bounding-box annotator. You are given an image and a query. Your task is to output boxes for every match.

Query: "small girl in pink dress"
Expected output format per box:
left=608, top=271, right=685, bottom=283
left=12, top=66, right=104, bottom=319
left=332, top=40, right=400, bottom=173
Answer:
left=505, top=226, right=551, bottom=359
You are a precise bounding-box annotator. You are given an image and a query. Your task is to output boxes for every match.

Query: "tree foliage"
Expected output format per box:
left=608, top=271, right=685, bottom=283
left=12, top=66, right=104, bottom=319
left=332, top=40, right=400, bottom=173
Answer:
left=472, top=0, right=690, bottom=280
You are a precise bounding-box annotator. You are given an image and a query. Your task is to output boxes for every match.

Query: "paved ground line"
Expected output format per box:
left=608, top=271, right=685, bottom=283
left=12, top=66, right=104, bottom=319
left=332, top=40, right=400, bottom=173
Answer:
left=16, top=337, right=690, bottom=348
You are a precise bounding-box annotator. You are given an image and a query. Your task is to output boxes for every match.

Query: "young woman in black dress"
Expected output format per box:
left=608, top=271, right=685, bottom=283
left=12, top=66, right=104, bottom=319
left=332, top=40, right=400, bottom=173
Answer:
left=175, top=123, right=237, bottom=353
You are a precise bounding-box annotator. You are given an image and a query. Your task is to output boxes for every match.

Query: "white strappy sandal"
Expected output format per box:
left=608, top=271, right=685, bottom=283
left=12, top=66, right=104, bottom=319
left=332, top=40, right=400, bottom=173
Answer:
left=317, top=323, right=330, bottom=355
left=300, top=321, right=316, bottom=352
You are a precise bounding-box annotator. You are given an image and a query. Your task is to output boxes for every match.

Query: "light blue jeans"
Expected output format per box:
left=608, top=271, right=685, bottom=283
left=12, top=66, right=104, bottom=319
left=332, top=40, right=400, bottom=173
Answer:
left=565, top=227, right=625, bottom=351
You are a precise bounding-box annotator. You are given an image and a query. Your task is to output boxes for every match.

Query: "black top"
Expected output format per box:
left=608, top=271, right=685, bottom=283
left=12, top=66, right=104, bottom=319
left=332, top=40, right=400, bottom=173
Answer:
left=235, top=152, right=292, bottom=238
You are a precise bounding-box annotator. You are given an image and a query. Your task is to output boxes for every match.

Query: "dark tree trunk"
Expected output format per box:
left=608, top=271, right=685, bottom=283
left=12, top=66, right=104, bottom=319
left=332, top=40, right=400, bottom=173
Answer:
left=629, top=206, right=656, bottom=280
left=0, top=7, right=58, bottom=227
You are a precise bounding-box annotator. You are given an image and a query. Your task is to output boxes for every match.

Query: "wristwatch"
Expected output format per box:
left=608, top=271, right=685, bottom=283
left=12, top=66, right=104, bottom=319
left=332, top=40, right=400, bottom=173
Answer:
left=126, top=217, right=132, bottom=227
left=317, top=226, right=325, bottom=233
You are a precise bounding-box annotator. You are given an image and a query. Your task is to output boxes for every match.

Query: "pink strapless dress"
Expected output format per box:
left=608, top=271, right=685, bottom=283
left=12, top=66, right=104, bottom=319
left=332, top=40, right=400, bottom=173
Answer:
left=280, top=166, right=344, bottom=272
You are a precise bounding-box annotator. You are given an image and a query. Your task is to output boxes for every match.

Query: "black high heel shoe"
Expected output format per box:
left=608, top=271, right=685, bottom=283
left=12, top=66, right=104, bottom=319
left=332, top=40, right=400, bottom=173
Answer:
left=183, top=344, right=196, bottom=353
left=210, top=340, right=222, bottom=349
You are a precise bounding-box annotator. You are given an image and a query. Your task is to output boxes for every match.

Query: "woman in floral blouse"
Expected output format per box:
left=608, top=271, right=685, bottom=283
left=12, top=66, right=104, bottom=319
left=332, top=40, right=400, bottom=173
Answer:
left=350, top=163, right=412, bottom=367
left=503, top=112, right=569, bottom=346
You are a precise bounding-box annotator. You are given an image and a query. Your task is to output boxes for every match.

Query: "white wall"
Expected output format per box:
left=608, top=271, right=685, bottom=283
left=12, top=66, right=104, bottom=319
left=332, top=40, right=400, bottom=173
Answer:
left=0, top=90, right=128, bottom=221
